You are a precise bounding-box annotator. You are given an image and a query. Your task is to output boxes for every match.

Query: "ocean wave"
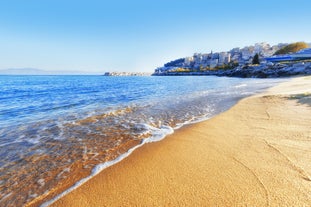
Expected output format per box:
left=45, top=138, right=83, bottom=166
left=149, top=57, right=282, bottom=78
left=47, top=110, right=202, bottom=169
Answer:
left=0, top=76, right=286, bottom=206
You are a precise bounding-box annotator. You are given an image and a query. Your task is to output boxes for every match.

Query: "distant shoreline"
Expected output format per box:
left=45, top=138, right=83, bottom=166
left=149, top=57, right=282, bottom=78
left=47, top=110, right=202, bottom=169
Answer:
left=103, top=72, right=152, bottom=76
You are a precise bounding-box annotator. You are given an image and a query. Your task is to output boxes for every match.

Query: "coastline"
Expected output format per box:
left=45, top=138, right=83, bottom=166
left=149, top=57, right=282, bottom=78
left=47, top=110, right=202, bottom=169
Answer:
left=10, top=76, right=278, bottom=207
left=48, top=76, right=311, bottom=206
left=153, top=61, right=311, bottom=78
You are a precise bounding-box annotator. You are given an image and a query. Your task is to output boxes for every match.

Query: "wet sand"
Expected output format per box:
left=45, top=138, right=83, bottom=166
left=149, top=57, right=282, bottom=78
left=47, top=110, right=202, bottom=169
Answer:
left=51, top=76, right=311, bottom=207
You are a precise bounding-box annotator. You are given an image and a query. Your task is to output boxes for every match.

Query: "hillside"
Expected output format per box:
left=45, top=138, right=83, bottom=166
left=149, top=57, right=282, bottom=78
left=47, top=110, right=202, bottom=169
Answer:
left=274, top=42, right=309, bottom=55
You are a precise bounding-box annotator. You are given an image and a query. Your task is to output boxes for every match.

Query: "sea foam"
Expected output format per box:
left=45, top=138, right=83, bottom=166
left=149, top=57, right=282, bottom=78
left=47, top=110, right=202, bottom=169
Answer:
left=40, top=124, right=174, bottom=207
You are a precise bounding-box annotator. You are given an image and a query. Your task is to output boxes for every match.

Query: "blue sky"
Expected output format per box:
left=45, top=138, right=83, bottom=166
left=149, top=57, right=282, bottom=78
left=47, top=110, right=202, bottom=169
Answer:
left=0, top=0, right=310, bottom=73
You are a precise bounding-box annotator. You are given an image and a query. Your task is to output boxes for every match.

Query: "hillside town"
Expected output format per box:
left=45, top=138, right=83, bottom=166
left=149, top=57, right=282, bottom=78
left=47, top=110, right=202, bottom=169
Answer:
left=154, top=42, right=311, bottom=76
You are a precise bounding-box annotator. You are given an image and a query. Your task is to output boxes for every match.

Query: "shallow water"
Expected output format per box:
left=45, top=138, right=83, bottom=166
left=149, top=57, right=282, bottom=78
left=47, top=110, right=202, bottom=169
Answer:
left=0, top=75, right=285, bottom=206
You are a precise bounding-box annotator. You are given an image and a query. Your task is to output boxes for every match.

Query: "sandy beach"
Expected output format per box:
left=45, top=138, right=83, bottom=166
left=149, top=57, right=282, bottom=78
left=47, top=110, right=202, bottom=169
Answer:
left=50, top=76, right=311, bottom=207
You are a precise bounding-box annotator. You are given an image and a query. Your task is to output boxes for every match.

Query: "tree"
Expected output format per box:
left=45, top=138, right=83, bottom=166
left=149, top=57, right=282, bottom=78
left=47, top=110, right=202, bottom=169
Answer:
left=252, top=53, right=260, bottom=65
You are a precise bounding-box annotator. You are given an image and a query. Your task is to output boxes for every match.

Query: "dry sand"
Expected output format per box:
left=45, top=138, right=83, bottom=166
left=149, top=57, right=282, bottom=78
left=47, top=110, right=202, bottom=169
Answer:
left=51, top=76, right=311, bottom=207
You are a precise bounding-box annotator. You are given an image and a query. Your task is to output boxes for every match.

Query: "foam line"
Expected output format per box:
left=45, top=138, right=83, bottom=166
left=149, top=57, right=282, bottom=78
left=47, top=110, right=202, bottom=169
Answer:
left=40, top=125, right=174, bottom=207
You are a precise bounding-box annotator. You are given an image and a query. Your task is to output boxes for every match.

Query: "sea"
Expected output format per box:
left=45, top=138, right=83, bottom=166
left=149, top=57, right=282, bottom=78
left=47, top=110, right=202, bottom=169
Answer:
left=0, top=75, right=285, bottom=206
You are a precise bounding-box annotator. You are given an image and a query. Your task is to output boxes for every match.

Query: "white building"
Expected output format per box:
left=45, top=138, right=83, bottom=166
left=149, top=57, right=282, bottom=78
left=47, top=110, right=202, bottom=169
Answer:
left=218, top=52, right=231, bottom=64
left=209, top=59, right=219, bottom=68
left=254, top=42, right=270, bottom=54
left=184, top=57, right=194, bottom=66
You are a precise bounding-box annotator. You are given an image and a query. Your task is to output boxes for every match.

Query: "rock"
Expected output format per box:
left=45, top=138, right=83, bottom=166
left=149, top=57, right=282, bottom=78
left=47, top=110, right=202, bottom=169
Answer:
left=152, top=61, right=311, bottom=78
left=37, top=178, right=45, bottom=187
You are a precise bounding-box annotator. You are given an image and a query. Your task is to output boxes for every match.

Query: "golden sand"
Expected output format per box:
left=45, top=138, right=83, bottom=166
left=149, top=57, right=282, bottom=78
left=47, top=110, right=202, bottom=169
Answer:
left=51, top=76, right=311, bottom=207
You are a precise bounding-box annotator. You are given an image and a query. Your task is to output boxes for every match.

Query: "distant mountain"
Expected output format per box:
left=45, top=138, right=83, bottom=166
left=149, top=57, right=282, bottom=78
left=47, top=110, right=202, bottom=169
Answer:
left=0, top=68, right=101, bottom=75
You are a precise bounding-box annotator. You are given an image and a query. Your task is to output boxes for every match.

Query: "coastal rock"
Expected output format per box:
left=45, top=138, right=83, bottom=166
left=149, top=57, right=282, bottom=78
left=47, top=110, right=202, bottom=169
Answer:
left=153, top=62, right=311, bottom=78
left=37, top=179, right=45, bottom=187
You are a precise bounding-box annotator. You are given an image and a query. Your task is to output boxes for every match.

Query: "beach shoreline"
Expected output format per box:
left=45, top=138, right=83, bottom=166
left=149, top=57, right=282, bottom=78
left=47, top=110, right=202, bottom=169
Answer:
left=9, top=76, right=277, bottom=207
left=43, top=76, right=311, bottom=206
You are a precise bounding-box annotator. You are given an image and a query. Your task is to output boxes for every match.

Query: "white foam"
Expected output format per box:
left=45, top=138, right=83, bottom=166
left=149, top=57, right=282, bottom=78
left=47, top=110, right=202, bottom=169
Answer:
left=144, top=125, right=174, bottom=143
left=40, top=143, right=143, bottom=207
left=234, top=83, right=247, bottom=88
left=26, top=137, right=41, bottom=144
left=40, top=98, right=242, bottom=206
left=40, top=124, right=174, bottom=207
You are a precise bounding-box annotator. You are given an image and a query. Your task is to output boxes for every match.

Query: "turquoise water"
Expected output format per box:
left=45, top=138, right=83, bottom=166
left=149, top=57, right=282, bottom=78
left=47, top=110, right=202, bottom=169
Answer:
left=0, top=75, right=284, bottom=206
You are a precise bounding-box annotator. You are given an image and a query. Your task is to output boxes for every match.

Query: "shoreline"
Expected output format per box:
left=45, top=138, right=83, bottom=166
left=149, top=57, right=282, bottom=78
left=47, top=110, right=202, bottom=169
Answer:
left=20, top=76, right=278, bottom=207
left=153, top=61, right=311, bottom=78
left=43, top=76, right=311, bottom=206
left=37, top=125, right=174, bottom=207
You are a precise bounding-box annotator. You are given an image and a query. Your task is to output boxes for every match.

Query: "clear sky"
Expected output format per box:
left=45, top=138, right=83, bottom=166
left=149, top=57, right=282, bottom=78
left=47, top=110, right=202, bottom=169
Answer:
left=0, top=0, right=310, bottom=73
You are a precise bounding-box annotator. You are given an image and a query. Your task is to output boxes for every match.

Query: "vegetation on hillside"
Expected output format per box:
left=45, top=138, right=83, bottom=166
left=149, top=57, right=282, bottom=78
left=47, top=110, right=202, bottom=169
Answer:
left=214, top=61, right=239, bottom=70
left=169, top=61, right=240, bottom=73
left=274, top=42, right=309, bottom=55
left=174, top=68, right=190, bottom=72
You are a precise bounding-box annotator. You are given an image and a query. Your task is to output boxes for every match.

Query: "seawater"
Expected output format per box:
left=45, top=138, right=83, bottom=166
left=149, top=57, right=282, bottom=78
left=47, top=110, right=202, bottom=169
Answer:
left=0, top=75, right=285, bottom=206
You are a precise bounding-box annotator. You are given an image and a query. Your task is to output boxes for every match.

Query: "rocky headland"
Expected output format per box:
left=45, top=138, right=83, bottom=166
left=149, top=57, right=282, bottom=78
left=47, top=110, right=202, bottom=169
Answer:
left=152, top=42, right=311, bottom=78
left=152, top=62, right=311, bottom=78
